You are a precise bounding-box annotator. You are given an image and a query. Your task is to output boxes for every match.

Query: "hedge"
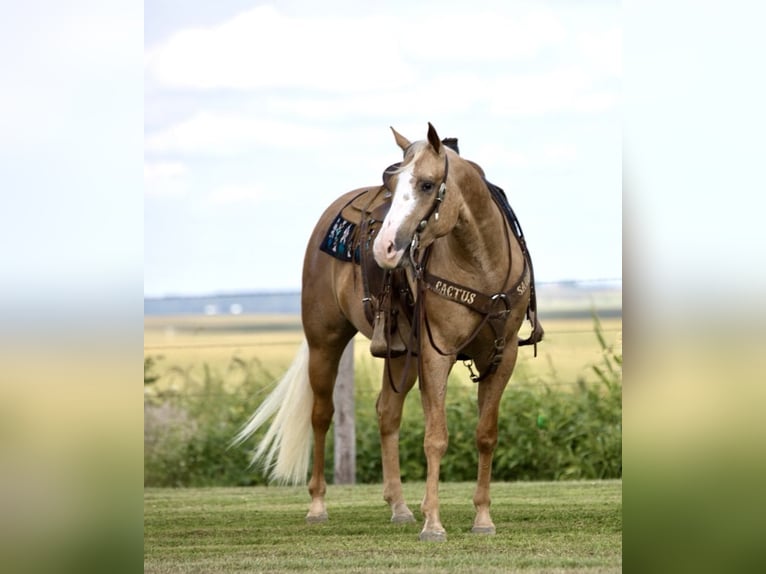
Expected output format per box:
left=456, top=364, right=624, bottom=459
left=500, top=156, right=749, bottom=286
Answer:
left=144, top=324, right=621, bottom=486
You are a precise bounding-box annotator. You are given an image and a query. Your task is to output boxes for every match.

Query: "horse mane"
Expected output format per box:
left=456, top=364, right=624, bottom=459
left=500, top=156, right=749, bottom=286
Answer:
left=465, top=159, right=486, bottom=178
left=381, top=142, right=427, bottom=184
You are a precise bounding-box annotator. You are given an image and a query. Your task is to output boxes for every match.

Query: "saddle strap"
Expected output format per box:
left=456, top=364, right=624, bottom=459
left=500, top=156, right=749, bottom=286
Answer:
left=485, top=180, right=544, bottom=355
left=358, top=186, right=390, bottom=324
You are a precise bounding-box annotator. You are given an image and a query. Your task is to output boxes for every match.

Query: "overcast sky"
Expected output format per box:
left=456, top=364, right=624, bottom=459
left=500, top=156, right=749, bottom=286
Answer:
left=144, top=0, right=621, bottom=296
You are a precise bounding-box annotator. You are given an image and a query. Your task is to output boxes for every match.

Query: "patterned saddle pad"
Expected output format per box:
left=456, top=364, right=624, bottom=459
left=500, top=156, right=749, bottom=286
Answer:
left=318, top=186, right=390, bottom=264
left=319, top=213, right=359, bottom=263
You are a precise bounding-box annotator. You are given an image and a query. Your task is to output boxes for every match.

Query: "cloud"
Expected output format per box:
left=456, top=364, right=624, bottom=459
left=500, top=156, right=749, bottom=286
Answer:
left=144, top=161, right=186, bottom=179
left=143, top=4, right=590, bottom=96
left=576, top=26, right=622, bottom=79
left=144, top=161, right=187, bottom=197
left=472, top=141, right=578, bottom=172
left=488, top=64, right=618, bottom=117
left=541, top=143, right=579, bottom=164
left=403, top=7, right=566, bottom=63
left=144, top=5, right=416, bottom=93
left=144, top=112, right=340, bottom=155
left=144, top=4, right=620, bottom=158
left=263, top=72, right=484, bottom=121
left=201, top=184, right=271, bottom=207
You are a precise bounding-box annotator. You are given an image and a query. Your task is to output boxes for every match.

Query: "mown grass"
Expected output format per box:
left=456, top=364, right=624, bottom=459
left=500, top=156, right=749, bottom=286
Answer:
left=144, top=480, right=622, bottom=573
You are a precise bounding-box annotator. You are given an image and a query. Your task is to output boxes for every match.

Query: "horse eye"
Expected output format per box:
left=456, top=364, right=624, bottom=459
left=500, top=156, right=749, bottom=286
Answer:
left=420, top=181, right=434, bottom=193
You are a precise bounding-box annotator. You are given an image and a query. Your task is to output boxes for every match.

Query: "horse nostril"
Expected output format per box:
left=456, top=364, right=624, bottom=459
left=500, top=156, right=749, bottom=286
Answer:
left=386, top=241, right=395, bottom=255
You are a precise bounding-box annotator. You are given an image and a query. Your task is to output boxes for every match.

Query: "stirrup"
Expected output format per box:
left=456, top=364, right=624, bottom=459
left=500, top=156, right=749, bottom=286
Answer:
left=370, top=313, right=407, bottom=358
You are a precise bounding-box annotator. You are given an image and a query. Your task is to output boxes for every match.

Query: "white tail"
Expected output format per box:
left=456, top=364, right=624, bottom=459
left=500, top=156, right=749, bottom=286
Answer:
left=231, top=339, right=314, bottom=485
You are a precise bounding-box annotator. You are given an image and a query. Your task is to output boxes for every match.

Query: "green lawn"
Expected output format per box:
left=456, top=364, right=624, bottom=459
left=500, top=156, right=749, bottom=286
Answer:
left=144, top=480, right=621, bottom=573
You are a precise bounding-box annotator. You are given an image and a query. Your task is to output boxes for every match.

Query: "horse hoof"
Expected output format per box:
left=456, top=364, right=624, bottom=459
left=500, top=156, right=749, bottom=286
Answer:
left=418, top=529, right=447, bottom=542
left=471, top=525, right=496, bottom=535
left=305, top=511, right=328, bottom=524
left=391, top=511, right=416, bottom=524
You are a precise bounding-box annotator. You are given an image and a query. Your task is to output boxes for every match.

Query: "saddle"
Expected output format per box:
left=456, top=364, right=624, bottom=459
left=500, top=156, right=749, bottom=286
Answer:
left=320, top=183, right=415, bottom=358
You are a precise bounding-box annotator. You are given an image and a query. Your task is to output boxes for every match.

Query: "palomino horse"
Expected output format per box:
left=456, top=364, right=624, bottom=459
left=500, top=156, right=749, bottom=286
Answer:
left=233, top=123, right=542, bottom=541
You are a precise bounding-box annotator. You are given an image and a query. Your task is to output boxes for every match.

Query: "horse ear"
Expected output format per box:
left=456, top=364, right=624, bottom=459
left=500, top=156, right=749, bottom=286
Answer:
left=427, top=122, right=442, bottom=154
left=390, top=127, right=411, bottom=152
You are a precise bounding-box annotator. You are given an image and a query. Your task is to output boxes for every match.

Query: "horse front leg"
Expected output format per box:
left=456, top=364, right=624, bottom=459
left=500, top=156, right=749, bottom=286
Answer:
left=417, top=352, right=453, bottom=541
left=377, top=356, right=418, bottom=524
left=471, top=349, right=516, bottom=534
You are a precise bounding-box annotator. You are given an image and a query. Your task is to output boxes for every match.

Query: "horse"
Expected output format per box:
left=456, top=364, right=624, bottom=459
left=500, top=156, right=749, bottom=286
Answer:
left=233, top=123, right=543, bottom=541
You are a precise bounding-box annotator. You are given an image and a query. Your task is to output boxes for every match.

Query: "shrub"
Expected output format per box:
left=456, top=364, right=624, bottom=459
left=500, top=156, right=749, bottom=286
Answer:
left=144, top=319, right=621, bottom=486
left=349, top=315, right=622, bottom=483
left=144, top=357, right=272, bottom=486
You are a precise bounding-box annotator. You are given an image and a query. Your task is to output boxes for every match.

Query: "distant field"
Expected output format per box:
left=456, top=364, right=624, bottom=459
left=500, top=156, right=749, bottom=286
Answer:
left=144, top=314, right=621, bottom=390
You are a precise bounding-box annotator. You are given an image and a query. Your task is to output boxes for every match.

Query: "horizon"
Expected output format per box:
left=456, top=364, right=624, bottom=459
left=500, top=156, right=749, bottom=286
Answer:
left=144, top=276, right=623, bottom=301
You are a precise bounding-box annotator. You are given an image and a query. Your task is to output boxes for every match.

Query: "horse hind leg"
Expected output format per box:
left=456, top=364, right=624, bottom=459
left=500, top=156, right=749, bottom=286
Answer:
left=376, top=356, right=418, bottom=524
left=305, top=336, right=353, bottom=523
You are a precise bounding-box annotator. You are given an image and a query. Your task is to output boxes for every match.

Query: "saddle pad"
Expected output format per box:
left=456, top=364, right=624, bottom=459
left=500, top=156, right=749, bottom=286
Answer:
left=319, top=214, right=358, bottom=262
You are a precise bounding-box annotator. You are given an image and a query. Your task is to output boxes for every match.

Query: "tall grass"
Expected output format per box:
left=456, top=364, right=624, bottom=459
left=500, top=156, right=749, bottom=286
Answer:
left=144, top=319, right=621, bottom=486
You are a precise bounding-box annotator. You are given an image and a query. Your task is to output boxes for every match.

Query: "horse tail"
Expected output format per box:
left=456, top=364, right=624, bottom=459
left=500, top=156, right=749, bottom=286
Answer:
left=231, top=339, right=313, bottom=485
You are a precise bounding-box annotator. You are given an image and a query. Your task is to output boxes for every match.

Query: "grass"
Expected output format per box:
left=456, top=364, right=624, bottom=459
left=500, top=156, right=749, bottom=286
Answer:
left=144, top=480, right=622, bottom=573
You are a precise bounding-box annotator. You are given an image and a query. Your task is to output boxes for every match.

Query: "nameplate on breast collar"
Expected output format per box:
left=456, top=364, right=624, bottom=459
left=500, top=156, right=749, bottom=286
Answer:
left=432, top=278, right=478, bottom=306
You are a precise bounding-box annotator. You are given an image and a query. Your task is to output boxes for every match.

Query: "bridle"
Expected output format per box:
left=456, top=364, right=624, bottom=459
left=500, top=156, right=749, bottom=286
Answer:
left=407, top=152, right=449, bottom=266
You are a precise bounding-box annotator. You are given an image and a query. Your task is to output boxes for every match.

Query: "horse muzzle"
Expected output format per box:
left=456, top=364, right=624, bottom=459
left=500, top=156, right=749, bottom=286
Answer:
left=372, top=230, right=407, bottom=269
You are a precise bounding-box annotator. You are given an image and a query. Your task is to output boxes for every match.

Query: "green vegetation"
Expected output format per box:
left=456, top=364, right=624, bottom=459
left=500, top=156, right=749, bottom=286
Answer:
left=144, top=316, right=621, bottom=487
left=144, top=481, right=622, bottom=573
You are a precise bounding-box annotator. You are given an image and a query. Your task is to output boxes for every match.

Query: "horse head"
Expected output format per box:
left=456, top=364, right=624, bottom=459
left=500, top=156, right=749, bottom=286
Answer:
left=373, top=123, right=460, bottom=269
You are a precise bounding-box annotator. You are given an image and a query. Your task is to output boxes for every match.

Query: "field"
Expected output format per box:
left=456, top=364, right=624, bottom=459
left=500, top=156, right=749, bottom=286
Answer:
left=144, top=314, right=622, bottom=391
left=144, top=480, right=622, bottom=573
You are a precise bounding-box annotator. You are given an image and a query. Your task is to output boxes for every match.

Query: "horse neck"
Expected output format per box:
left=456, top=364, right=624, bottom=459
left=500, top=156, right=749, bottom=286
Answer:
left=436, top=169, right=511, bottom=284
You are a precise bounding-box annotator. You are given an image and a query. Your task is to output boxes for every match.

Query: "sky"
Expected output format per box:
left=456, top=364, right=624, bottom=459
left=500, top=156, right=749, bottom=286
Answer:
left=144, top=0, right=621, bottom=297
